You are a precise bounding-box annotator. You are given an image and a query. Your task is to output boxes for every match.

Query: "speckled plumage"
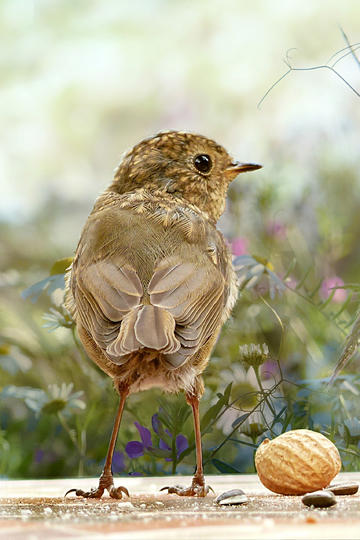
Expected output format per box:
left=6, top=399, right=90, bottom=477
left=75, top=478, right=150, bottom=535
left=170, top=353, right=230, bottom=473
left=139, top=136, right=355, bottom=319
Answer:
left=65, top=131, right=261, bottom=499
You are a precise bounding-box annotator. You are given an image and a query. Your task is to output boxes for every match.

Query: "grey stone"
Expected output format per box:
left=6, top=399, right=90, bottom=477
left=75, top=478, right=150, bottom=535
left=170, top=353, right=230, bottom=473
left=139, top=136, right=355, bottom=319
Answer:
left=302, top=490, right=337, bottom=508
left=327, top=482, right=359, bottom=496
left=214, top=489, right=248, bottom=506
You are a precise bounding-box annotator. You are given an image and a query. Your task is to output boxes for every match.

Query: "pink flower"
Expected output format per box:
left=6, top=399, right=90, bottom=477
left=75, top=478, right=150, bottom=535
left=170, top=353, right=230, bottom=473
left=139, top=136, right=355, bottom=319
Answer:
left=261, top=360, right=278, bottom=380
left=320, top=276, right=347, bottom=303
left=285, top=276, right=297, bottom=290
left=266, top=220, right=286, bottom=239
left=231, top=237, right=248, bottom=256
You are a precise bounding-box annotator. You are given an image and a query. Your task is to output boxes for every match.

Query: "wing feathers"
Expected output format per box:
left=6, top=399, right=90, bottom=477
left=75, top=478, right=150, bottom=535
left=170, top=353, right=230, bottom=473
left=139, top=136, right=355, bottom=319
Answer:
left=149, top=261, right=225, bottom=367
left=148, top=262, right=194, bottom=294
left=135, top=306, right=180, bottom=353
left=76, top=257, right=225, bottom=369
left=82, top=262, right=143, bottom=321
left=107, top=305, right=180, bottom=361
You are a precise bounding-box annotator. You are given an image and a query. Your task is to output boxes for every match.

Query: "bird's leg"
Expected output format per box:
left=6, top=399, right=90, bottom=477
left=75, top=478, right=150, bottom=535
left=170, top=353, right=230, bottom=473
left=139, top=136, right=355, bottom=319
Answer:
left=161, top=387, right=211, bottom=497
left=65, top=385, right=130, bottom=499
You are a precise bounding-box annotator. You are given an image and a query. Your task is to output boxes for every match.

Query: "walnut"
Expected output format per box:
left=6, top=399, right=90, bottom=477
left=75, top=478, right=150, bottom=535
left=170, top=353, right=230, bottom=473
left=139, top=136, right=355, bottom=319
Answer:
left=255, top=429, right=341, bottom=495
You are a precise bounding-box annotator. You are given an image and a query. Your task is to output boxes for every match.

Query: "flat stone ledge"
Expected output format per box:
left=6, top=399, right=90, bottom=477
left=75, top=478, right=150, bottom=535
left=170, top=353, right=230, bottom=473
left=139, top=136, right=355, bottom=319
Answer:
left=1, top=473, right=360, bottom=539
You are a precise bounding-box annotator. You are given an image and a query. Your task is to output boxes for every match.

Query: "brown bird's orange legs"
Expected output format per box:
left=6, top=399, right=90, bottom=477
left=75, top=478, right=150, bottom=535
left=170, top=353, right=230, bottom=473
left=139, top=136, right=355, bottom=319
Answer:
left=161, top=391, right=210, bottom=497
left=65, top=386, right=130, bottom=499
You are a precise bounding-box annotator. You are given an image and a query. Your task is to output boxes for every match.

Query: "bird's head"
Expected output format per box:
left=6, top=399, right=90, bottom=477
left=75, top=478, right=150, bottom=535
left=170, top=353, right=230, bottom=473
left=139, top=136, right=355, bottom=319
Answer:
left=109, top=131, right=261, bottom=221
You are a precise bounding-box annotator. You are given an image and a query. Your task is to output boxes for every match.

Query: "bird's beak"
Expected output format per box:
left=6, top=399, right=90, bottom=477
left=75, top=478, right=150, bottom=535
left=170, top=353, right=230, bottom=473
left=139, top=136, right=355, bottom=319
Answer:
left=225, top=161, right=262, bottom=180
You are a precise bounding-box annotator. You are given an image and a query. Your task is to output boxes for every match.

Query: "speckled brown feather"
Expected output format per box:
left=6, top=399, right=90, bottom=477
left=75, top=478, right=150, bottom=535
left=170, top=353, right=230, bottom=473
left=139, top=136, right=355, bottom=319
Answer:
left=65, top=131, right=253, bottom=395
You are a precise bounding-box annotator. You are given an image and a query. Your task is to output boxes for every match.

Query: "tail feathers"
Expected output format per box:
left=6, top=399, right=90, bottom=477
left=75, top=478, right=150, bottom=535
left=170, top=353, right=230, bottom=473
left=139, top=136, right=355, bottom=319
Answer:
left=106, top=305, right=180, bottom=361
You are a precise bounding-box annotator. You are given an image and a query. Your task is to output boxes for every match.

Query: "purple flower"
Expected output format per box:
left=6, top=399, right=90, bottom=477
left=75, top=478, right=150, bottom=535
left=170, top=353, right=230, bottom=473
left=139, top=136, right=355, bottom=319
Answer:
left=175, top=434, right=189, bottom=457
left=151, top=413, right=161, bottom=435
left=112, top=451, right=125, bottom=473
left=34, top=448, right=57, bottom=464
left=152, top=413, right=188, bottom=459
left=159, top=434, right=189, bottom=461
left=231, top=237, right=248, bottom=256
left=125, top=414, right=189, bottom=462
left=320, top=276, right=347, bottom=303
left=34, top=449, right=44, bottom=464
left=125, top=422, right=153, bottom=458
left=152, top=413, right=171, bottom=439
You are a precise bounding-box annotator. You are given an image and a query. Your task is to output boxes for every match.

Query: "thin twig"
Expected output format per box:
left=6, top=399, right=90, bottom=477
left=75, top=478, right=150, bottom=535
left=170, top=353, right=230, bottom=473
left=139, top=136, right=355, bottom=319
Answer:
left=260, top=294, right=285, bottom=379
left=203, top=381, right=284, bottom=465
left=326, top=41, right=360, bottom=64
left=258, top=41, right=360, bottom=108
left=340, top=27, right=360, bottom=70
left=331, top=45, right=360, bottom=68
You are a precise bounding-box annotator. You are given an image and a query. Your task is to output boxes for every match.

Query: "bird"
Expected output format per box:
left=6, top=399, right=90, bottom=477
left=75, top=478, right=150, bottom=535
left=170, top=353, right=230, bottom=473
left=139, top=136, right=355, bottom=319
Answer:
left=64, top=130, right=261, bottom=499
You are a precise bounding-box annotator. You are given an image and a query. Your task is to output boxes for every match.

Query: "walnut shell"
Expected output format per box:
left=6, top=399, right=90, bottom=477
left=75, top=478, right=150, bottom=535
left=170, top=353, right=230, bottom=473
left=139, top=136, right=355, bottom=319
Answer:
left=255, top=429, right=341, bottom=495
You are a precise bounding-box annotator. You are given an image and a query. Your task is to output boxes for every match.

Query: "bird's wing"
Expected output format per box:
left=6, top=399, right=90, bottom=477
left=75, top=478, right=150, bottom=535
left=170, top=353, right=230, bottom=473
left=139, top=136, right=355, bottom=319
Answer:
left=74, top=254, right=225, bottom=368
left=69, top=198, right=231, bottom=368
left=74, top=260, right=143, bottom=354
left=148, top=256, right=225, bottom=367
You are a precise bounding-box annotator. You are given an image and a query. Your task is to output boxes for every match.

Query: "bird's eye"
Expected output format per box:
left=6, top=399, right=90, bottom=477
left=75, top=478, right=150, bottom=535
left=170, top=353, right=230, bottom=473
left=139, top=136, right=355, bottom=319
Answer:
left=194, top=154, right=212, bottom=174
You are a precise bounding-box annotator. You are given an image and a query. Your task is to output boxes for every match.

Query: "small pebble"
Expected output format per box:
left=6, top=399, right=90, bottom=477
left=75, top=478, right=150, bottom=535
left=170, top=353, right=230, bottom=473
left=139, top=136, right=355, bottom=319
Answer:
left=302, top=490, right=336, bottom=508
left=327, top=482, right=359, bottom=496
left=214, top=489, right=248, bottom=506
left=117, top=501, right=134, bottom=510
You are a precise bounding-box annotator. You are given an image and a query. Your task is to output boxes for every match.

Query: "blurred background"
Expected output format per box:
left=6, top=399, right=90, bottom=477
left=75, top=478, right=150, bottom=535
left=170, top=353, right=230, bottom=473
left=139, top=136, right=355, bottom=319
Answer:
left=1, top=0, right=359, bottom=479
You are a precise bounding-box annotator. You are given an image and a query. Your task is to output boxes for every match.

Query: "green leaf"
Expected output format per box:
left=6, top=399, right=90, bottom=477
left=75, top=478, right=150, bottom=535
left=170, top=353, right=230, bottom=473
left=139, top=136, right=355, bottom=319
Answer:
left=211, top=458, right=241, bottom=473
left=0, top=344, right=11, bottom=355
left=231, top=412, right=250, bottom=429
left=223, top=382, right=233, bottom=406
left=50, top=257, right=73, bottom=276
left=270, top=405, right=288, bottom=428
left=201, top=395, right=227, bottom=434
left=146, top=447, right=172, bottom=458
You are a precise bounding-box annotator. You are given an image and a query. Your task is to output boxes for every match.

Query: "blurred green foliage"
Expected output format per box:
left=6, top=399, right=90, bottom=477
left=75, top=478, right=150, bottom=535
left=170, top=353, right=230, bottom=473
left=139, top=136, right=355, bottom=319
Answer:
left=1, top=160, right=359, bottom=477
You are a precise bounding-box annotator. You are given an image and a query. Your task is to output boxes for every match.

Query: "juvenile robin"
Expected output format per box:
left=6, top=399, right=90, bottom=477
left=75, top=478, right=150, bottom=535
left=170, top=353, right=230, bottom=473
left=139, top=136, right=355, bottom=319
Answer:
left=65, top=131, right=261, bottom=498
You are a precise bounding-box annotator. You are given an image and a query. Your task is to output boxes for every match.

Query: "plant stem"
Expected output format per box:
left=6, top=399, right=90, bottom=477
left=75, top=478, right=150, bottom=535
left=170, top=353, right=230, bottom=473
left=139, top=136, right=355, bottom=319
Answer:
left=203, top=382, right=284, bottom=466
left=253, top=365, right=276, bottom=417
left=58, top=411, right=85, bottom=475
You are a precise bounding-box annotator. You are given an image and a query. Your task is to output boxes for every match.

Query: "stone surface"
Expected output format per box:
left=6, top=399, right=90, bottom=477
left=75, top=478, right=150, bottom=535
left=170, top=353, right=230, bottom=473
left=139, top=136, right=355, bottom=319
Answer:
left=0, top=473, right=360, bottom=539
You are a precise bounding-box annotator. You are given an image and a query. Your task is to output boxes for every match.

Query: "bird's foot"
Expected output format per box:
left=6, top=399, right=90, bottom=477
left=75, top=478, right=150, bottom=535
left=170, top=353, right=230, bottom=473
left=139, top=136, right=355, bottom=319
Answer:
left=160, top=475, right=212, bottom=497
left=65, top=471, right=129, bottom=500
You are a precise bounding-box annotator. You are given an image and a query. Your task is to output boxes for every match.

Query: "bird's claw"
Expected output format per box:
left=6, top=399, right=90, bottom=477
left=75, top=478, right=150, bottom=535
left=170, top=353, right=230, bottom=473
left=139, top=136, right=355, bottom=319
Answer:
left=161, top=481, right=212, bottom=497
left=65, top=487, right=105, bottom=499
left=108, top=485, right=130, bottom=499
left=65, top=475, right=129, bottom=500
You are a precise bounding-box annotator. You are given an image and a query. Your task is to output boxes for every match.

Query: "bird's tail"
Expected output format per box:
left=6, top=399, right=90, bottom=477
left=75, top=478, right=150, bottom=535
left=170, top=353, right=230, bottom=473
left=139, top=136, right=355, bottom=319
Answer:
left=106, top=305, right=181, bottom=361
